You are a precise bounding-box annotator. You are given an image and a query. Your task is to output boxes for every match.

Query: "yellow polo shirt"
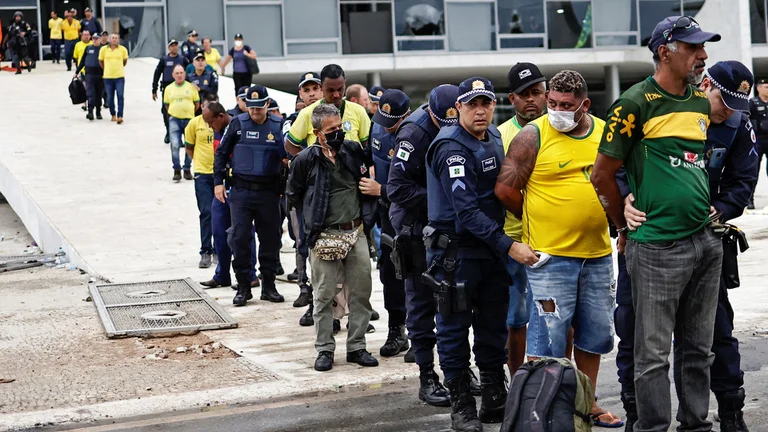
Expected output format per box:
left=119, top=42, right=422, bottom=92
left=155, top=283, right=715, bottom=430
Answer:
left=287, top=99, right=370, bottom=147
left=61, top=19, right=80, bottom=40
left=497, top=116, right=524, bottom=242
left=98, top=44, right=129, bottom=79
left=73, top=40, right=91, bottom=64
left=204, top=48, right=221, bottom=70
left=49, top=18, right=63, bottom=39
left=164, top=81, right=199, bottom=120
left=184, top=115, right=215, bottom=174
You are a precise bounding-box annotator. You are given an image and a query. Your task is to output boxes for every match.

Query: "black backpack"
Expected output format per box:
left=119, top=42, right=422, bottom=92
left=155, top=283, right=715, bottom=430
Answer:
left=69, top=77, right=86, bottom=105
left=500, top=358, right=594, bottom=432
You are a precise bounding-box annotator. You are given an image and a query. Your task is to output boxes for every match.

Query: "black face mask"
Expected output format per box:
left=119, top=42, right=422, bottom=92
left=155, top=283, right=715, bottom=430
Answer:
left=324, top=129, right=345, bottom=151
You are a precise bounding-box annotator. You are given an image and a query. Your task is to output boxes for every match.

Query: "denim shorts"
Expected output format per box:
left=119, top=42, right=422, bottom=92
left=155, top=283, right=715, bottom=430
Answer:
left=525, top=254, right=615, bottom=357
left=506, top=256, right=529, bottom=328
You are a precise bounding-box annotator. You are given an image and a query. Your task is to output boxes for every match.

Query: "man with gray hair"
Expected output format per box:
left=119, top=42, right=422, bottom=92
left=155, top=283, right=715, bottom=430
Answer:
left=287, top=103, right=379, bottom=372
left=590, top=16, right=722, bottom=432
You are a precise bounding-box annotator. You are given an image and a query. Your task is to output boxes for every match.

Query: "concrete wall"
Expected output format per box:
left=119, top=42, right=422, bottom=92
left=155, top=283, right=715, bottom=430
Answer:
left=695, top=0, right=753, bottom=66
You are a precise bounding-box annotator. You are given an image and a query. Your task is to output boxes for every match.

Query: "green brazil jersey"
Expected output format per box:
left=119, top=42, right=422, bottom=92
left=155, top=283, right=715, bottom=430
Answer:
left=598, top=76, right=711, bottom=242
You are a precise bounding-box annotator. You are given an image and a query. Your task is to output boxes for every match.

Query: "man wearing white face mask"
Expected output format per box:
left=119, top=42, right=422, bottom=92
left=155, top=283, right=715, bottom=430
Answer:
left=496, top=69, right=623, bottom=427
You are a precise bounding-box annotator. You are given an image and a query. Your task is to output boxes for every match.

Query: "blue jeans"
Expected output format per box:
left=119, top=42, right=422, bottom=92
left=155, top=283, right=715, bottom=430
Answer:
left=194, top=174, right=214, bottom=255
left=505, top=256, right=529, bottom=329
left=168, top=117, right=192, bottom=170
left=211, top=195, right=255, bottom=284
left=103, top=78, right=125, bottom=117
left=50, top=39, right=61, bottom=61
left=525, top=254, right=615, bottom=357
left=64, top=39, right=77, bottom=69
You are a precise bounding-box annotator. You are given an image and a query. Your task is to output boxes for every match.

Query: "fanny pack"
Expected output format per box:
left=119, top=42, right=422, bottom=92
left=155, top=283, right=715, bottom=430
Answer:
left=314, top=225, right=362, bottom=261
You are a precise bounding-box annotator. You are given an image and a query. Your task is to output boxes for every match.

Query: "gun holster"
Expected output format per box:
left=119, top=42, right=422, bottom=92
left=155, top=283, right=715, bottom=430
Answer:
left=421, top=226, right=468, bottom=317
left=722, top=225, right=749, bottom=289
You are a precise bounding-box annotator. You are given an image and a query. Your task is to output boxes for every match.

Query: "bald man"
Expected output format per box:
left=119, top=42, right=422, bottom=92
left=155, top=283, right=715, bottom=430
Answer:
left=346, top=84, right=371, bottom=113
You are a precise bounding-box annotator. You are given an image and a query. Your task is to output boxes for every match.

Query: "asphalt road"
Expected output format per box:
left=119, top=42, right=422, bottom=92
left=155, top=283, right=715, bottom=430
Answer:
left=41, top=331, right=768, bottom=432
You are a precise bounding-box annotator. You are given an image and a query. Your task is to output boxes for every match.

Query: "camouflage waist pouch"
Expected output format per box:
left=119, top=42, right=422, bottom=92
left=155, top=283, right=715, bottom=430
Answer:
left=314, top=226, right=362, bottom=261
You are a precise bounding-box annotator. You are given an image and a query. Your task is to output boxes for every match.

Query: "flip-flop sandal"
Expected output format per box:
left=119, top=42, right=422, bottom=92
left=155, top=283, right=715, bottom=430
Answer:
left=590, top=411, right=625, bottom=428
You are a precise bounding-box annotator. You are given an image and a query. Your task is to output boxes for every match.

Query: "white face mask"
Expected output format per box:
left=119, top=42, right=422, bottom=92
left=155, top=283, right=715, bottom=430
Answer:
left=234, top=40, right=243, bottom=48
left=548, top=100, right=585, bottom=133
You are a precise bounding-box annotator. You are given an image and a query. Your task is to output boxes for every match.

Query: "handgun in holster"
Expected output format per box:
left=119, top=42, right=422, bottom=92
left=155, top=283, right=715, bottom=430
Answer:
left=279, top=165, right=289, bottom=193
left=721, top=224, right=749, bottom=289
left=421, top=226, right=468, bottom=317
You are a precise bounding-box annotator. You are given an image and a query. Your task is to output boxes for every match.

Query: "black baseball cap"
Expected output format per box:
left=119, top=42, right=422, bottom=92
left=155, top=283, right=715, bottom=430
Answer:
left=84, top=7, right=92, bottom=12
left=372, top=89, right=411, bottom=129
left=194, top=51, right=206, bottom=61
left=457, top=77, right=496, bottom=103
left=298, top=72, right=321, bottom=89
left=101, top=31, right=109, bottom=37
left=268, top=98, right=280, bottom=111
left=428, top=84, right=460, bottom=127
left=245, top=85, right=270, bottom=108
left=187, top=30, right=198, bottom=37
left=237, top=86, right=249, bottom=100
left=168, top=39, right=178, bottom=47
left=69, top=8, right=76, bottom=13
left=706, top=61, right=754, bottom=112
left=369, top=86, right=386, bottom=103
left=507, top=62, right=546, bottom=94
left=649, top=16, right=720, bottom=54
left=234, top=33, right=244, bottom=40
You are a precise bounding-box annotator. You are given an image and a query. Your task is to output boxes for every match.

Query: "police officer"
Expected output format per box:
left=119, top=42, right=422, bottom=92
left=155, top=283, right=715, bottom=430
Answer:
left=363, top=90, right=411, bottom=359
left=79, top=7, right=103, bottom=37
left=615, top=61, right=758, bottom=432
left=425, top=77, right=538, bottom=432
left=188, top=50, right=219, bottom=105
left=7, top=11, right=32, bottom=74
left=387, top=84, right=459, bottom=407
left=368, top=85, right=386, bottom=117
left=181, top=30, right=200, bottom=63
left=749, top=78, right=768, bottom=209
left=228, top=86, right=249, bottom=117
left=75, top=31, right=104, bottom=121
left=214, top=85, right=287, bottom=306
left=153, top=39, right=189, bottom=143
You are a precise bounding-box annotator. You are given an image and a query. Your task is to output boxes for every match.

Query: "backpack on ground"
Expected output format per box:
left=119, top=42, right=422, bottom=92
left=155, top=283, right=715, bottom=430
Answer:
left=500, top=358, right=594, bottom=432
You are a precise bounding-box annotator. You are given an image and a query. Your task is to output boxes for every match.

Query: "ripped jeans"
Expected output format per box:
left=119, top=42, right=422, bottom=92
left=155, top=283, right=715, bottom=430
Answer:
left=525, top=254, right=615, bottom=357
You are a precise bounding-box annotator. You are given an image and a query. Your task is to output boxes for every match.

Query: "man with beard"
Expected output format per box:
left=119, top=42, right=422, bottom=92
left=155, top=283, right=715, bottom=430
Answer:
left=590, top=16, right=723, bottom=432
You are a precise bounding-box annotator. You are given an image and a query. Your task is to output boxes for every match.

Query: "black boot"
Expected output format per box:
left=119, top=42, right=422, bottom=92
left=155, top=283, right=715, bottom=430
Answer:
left=445, top=370, right=483, bottom=432
left=86, top=110, right=94, bottom=121
left=232, top=282, right=253, bottom=307
left=293, top=283, right=312, bottom=307
left=716, top=388, right=749, bottom=432
left=380, top=325, right=409, bottom=357
left=478, top=368, right=507, bottom=423
left=96, top=110, right=103, bottom=120
left=419, top=365, right=451, bottom=407
left=260, top=273, right=284, bottom=302
left=468, top=368, right=481, bottom=396
left=299, top=303, right=314, bottom=326
left=621, top=392, right=638, bottom=432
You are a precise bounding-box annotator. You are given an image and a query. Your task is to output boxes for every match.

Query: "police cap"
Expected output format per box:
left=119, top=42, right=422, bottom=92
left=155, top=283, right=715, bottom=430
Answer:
left=298, top=71, right=321, bottom=89
left=245, top=85, right=270, bottom=108
left=706, top=61, right=754, bottom=112
left=268, top=98, right=280, bottom=111
left=194, top=50, right=206, bottom=61
left=237, top=86, right=249, bottom=100
left=372, top=89, right=410, bottom=129
left=167, top=39, right=178, bottom=47
left=457, top=77, right=496, bottom=104
left=187, top=30, right=198, bottom=37
left=369, top=86, right=386, bottom=103
left=428, top=84, right=460, bottom=127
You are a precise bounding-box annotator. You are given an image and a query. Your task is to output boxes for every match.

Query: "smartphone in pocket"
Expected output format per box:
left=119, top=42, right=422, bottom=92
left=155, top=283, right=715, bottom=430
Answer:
left=529, top=252, right=551, bottom=269
left=708, top=148, right=726, bottom=169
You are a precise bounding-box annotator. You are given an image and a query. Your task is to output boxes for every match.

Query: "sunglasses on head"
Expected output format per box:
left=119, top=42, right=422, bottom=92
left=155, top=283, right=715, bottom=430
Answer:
left=664, top=16, right=699, bottom=41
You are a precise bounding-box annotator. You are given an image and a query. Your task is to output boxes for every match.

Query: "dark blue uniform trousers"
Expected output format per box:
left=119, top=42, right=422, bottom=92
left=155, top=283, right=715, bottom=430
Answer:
left=428, top=249, right=509, bottom=381
left=228, top=187, right=282, bottom=286
left=379, top=204, right=407, bottom=327
left=64, top=40, right=77, bottom=69
left=85, top=74, right=104, bottom=114
left=615, top=254, right=744, bottom=395
left=211, top=195, right=256, bottom=285
left=405, top=240, right=437, bottom=367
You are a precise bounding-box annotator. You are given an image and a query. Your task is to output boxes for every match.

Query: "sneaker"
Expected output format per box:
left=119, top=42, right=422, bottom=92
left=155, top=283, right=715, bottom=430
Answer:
left=111, top=115, right=117, bottom=122
left=346, top=349, right=379, bottom=367
left=173, top=170, right=181, bottom=182
left=199, top=253, right=212, bottom=269
left=183, top=170, right=193, bottom=181
left=117, top=117, right=124, bottom=124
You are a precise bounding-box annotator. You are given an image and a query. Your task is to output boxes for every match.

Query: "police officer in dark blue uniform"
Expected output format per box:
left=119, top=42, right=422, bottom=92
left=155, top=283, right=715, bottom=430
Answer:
left=425, top=77, right=538, bottom=432
left=75, top=31, right=104, bottom=121
left=187, top=51, right=219, bottom=103
left=152, top=39, right=189, bottom=143
left=387, top=84, right=459, bottom=407
left=363, top=89, right=411, bottom=359
left=748, top=78, right=768, bottom=209
left=214, top=85, right=288, bottom=306
left=368, top=85, right=386, bottom=118
left=79, top=7, right=103, bottom=37
left=615, top=61, right=758, bottom=432
left=181, top=30, right=200, bottom=64
left=228, top=86, right=249, bottom=117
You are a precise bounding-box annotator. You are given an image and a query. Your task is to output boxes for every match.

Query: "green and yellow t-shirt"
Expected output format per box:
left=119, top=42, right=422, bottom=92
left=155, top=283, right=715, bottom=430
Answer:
left=98, top=44, right=128, bottom=79
left=498, top=116, right=524, bottom=242
left=164, top=81, right=199, bottom=120
left=597, top=76, right=711, bottom=242
left=184, top=115, right=214, bottom=174
left=287, top=99, right=371, bottom=147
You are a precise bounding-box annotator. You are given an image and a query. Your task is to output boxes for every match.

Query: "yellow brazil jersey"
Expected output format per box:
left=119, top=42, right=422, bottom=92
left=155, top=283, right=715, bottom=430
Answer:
left=73, top=40, right=91, bottom=64
left=204, top=48, right=221, bottom=70
left=98, top=44, right=128, bottom=79
left=522, top=114, right=612, bottom=259
left=61, top=19, right=80, bottom=41
left=184, top=115, right=215, bottom=174
left=49, top=18, right=63, bottom=40
left=498, top=116, right=524, bottom=241
left=163, top=81, right=199, bottom=120
left=287, top=99, right=371, bottom=147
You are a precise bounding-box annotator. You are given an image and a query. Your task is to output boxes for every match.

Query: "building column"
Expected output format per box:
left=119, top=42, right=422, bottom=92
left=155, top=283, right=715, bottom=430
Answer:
left=367, top=72, right=382, bottom=89
left=605, top=64, right=620, bottom=106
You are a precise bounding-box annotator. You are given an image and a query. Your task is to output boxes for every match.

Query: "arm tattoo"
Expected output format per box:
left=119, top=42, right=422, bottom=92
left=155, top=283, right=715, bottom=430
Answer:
left=498, top=126, right=539, bottom=190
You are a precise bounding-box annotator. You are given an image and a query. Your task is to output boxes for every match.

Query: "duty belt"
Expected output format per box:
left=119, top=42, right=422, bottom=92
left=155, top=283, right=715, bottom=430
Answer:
left=230, top=177, right=279, bottom=192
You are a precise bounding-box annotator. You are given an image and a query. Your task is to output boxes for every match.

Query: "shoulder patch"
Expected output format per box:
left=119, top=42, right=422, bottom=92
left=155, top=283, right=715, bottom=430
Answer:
left=396, top=148, right=410, bottom=161
left=751, top=128, right=757, bottom=144
left=449, top=165, right=465, bottom=178
left=446, top=155, right=466, bottom=165
left=398, top=141, right=415, bottom=152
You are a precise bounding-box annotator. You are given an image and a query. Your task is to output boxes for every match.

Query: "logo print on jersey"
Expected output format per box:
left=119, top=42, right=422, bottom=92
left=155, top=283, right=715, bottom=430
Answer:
left=343, top=120, right=352, bottom=131
left=606, top=106, right=635, bottom=142
left=683, top=151, right=698, bottom=163
left=698, top=118, right=707, bottom=133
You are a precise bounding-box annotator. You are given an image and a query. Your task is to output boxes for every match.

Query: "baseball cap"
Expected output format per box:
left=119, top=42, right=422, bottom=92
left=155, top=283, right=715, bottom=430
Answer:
left=457, top=77, right=496, bottom=104
left=372, top=89, right=411, bottom=129
left=237, top=86, right=249, bottom=100
left=706, top=61, right=754, bottom=112
left=194, top=51, right=206, bottom=61
left=234, top=33, right=244, bottom=40
left=648, top=16, right=720, bottom=54
left=187, top=30, right=198, bottom=37
left=91, top=32, right=101, bottom=39
left=245, top=85, right=270, bottom=108
left=298, top=71, right=321, bottom=89
left=168, top=39, right=178, bottom=47
left=84, top=7, right=92, bottom=12
left=369, top=86, right=386, bottom=103
left=102, top=31, right=109, bottom=37
left=268, top=98, right=280, bottom=111
left=507, top=62, right=546, bottom=94
left=428, top=84, right=460, bottom=127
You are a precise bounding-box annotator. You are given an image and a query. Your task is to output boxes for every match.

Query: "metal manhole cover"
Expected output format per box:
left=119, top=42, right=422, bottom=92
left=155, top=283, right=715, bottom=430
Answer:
left=89, top=278, right=237, bottom=338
